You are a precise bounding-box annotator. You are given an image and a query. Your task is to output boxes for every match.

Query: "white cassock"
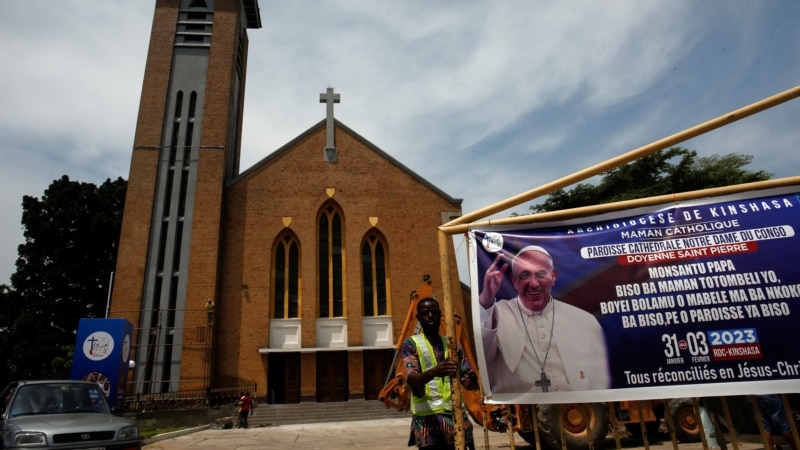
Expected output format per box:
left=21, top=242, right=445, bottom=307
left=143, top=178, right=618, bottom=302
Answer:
left=481, top=297, right=610, bottom=394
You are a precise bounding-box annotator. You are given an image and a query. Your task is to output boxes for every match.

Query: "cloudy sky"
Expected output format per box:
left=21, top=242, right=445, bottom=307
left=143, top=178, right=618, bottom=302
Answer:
left=1, top=1, right=799, bottom=286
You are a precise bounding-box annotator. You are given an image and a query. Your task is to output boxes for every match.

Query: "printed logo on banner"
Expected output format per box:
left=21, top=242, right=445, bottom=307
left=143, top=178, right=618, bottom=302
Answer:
left=482, top=232, right=504, bottom=253
left=83, top=331, right=115, bottom=361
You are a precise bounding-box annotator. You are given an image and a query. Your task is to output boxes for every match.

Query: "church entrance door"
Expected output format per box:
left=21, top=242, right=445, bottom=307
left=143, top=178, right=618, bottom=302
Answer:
left=267, top=353, right=300, bottom=404
left=316, top=351, right=348, bottom=402
left=363, top=349, right=394, bottom=400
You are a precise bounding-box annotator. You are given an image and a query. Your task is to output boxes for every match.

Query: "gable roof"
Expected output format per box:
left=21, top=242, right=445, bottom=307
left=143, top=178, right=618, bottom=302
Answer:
left=232, top=119, right=463, bottom=206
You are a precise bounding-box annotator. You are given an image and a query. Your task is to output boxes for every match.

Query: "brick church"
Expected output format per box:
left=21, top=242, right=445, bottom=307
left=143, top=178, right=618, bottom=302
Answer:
left=109, top=0, right=469, bottom=403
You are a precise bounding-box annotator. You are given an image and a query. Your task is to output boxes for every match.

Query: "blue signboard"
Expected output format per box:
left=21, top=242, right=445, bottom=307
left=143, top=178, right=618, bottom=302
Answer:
left=70, top=318, right=133, bottom=407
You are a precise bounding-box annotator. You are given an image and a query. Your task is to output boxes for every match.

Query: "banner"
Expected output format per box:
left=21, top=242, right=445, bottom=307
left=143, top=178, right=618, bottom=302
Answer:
left=468, top=186, right=800, bottom=404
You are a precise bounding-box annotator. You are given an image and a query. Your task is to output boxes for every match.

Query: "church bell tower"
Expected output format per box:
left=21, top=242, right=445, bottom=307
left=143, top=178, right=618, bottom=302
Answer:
left=110, top=0, right=261, bottom=394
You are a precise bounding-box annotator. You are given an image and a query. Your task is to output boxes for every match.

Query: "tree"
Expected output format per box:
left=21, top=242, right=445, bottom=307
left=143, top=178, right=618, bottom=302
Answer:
left=529, top=148, right=771, bottom=213
left=0, top=175, right=126, bottom=386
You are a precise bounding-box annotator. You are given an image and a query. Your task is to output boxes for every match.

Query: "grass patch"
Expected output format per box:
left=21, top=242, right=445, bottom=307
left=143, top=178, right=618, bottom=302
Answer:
left=138, top=425, right=191, bottom=439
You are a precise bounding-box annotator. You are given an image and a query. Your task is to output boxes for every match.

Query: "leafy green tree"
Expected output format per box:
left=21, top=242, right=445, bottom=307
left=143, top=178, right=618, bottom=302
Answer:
left=530, top=148, right=771, bottom=213
left=0, top=176, right=126, bottom=386
left=51, top=344, right=75, bottom=374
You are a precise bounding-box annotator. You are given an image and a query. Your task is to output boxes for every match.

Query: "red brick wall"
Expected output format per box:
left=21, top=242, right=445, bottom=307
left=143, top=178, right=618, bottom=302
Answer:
left=109, top=0, right=178, bottom=346
left=111, top=0, right=251, bottom=391
left=112, top=0, right=467, bottom=399
left=214, top=123, right=464, bottom=396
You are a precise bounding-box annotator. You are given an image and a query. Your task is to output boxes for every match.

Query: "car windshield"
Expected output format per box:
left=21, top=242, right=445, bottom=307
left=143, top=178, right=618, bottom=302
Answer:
left=9, top=383, right=111, bottom=417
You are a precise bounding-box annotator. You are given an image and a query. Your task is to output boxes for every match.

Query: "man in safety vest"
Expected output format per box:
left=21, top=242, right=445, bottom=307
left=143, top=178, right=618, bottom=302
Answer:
left=401, top=297, right=479, bottom=450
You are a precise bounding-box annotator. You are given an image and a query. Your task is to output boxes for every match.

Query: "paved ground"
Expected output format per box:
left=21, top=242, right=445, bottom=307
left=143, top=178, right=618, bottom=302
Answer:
left=142, top=417, right=769, bottom=450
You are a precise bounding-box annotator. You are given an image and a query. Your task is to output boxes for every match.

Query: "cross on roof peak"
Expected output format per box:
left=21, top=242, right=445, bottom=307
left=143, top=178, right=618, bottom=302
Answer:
left=320, top=87, right=340, bottom=163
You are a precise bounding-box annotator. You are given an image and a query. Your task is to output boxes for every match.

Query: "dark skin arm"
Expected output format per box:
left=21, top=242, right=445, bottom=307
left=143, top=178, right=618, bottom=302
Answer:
left=462, top=368, right=479, bottom=391
left=407, top=359, right=459, bottom=398
left=407, top=345, right=480, bottom=396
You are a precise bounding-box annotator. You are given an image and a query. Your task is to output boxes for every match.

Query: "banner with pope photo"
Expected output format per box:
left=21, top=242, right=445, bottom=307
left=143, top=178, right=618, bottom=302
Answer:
left=468, top=186, right=800, bottom=405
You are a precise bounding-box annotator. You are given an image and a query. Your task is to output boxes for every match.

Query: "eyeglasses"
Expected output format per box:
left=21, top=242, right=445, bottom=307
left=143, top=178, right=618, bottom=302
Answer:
left=517, top=270, right=549, bottom=281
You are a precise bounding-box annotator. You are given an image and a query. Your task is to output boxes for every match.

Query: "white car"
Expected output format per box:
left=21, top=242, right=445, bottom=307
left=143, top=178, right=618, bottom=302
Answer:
left=0, top=380, right=141, bottom=450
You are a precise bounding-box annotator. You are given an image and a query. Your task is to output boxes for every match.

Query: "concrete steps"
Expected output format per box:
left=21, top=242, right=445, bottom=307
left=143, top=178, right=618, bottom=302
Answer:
left=247, top=399, right=410, bottom=426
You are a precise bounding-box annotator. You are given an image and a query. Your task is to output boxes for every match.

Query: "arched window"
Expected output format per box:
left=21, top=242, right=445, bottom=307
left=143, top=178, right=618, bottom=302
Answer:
left=273, top=233, right=300, bottom=318
left=318, top=203, right=344, bottom=317
left=362, top=231, right=389, bottom=316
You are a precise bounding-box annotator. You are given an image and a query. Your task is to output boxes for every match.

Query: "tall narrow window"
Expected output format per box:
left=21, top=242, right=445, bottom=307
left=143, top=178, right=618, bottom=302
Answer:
left=318, top=203, right=344, bottom=317
left=362, top=232, right=389, bottom=316
left=273, top=233, right=300, bottom=318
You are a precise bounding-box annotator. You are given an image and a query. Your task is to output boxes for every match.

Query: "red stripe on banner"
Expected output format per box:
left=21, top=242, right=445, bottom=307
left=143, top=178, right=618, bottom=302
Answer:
left=711, top=344, right=764, bottom=361
left=617, top=241, right=759, bottom=265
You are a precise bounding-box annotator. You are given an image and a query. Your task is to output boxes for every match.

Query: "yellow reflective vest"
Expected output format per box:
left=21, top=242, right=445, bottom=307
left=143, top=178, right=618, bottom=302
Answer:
left=409, top=334, right=452, bottom=416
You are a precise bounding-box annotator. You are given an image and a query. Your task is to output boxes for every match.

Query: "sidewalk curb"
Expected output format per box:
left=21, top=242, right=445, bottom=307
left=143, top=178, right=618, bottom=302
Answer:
left=143, top=424, right=211, bottom=445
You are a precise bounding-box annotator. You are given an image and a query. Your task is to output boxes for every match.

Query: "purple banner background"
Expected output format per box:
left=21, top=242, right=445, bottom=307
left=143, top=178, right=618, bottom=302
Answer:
left=469, top=187, right=800, bottom=404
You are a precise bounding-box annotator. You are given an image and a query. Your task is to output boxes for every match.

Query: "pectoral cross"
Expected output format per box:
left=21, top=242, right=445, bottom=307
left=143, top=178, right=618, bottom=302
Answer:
left=535, top=372, right=551, bottom=392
